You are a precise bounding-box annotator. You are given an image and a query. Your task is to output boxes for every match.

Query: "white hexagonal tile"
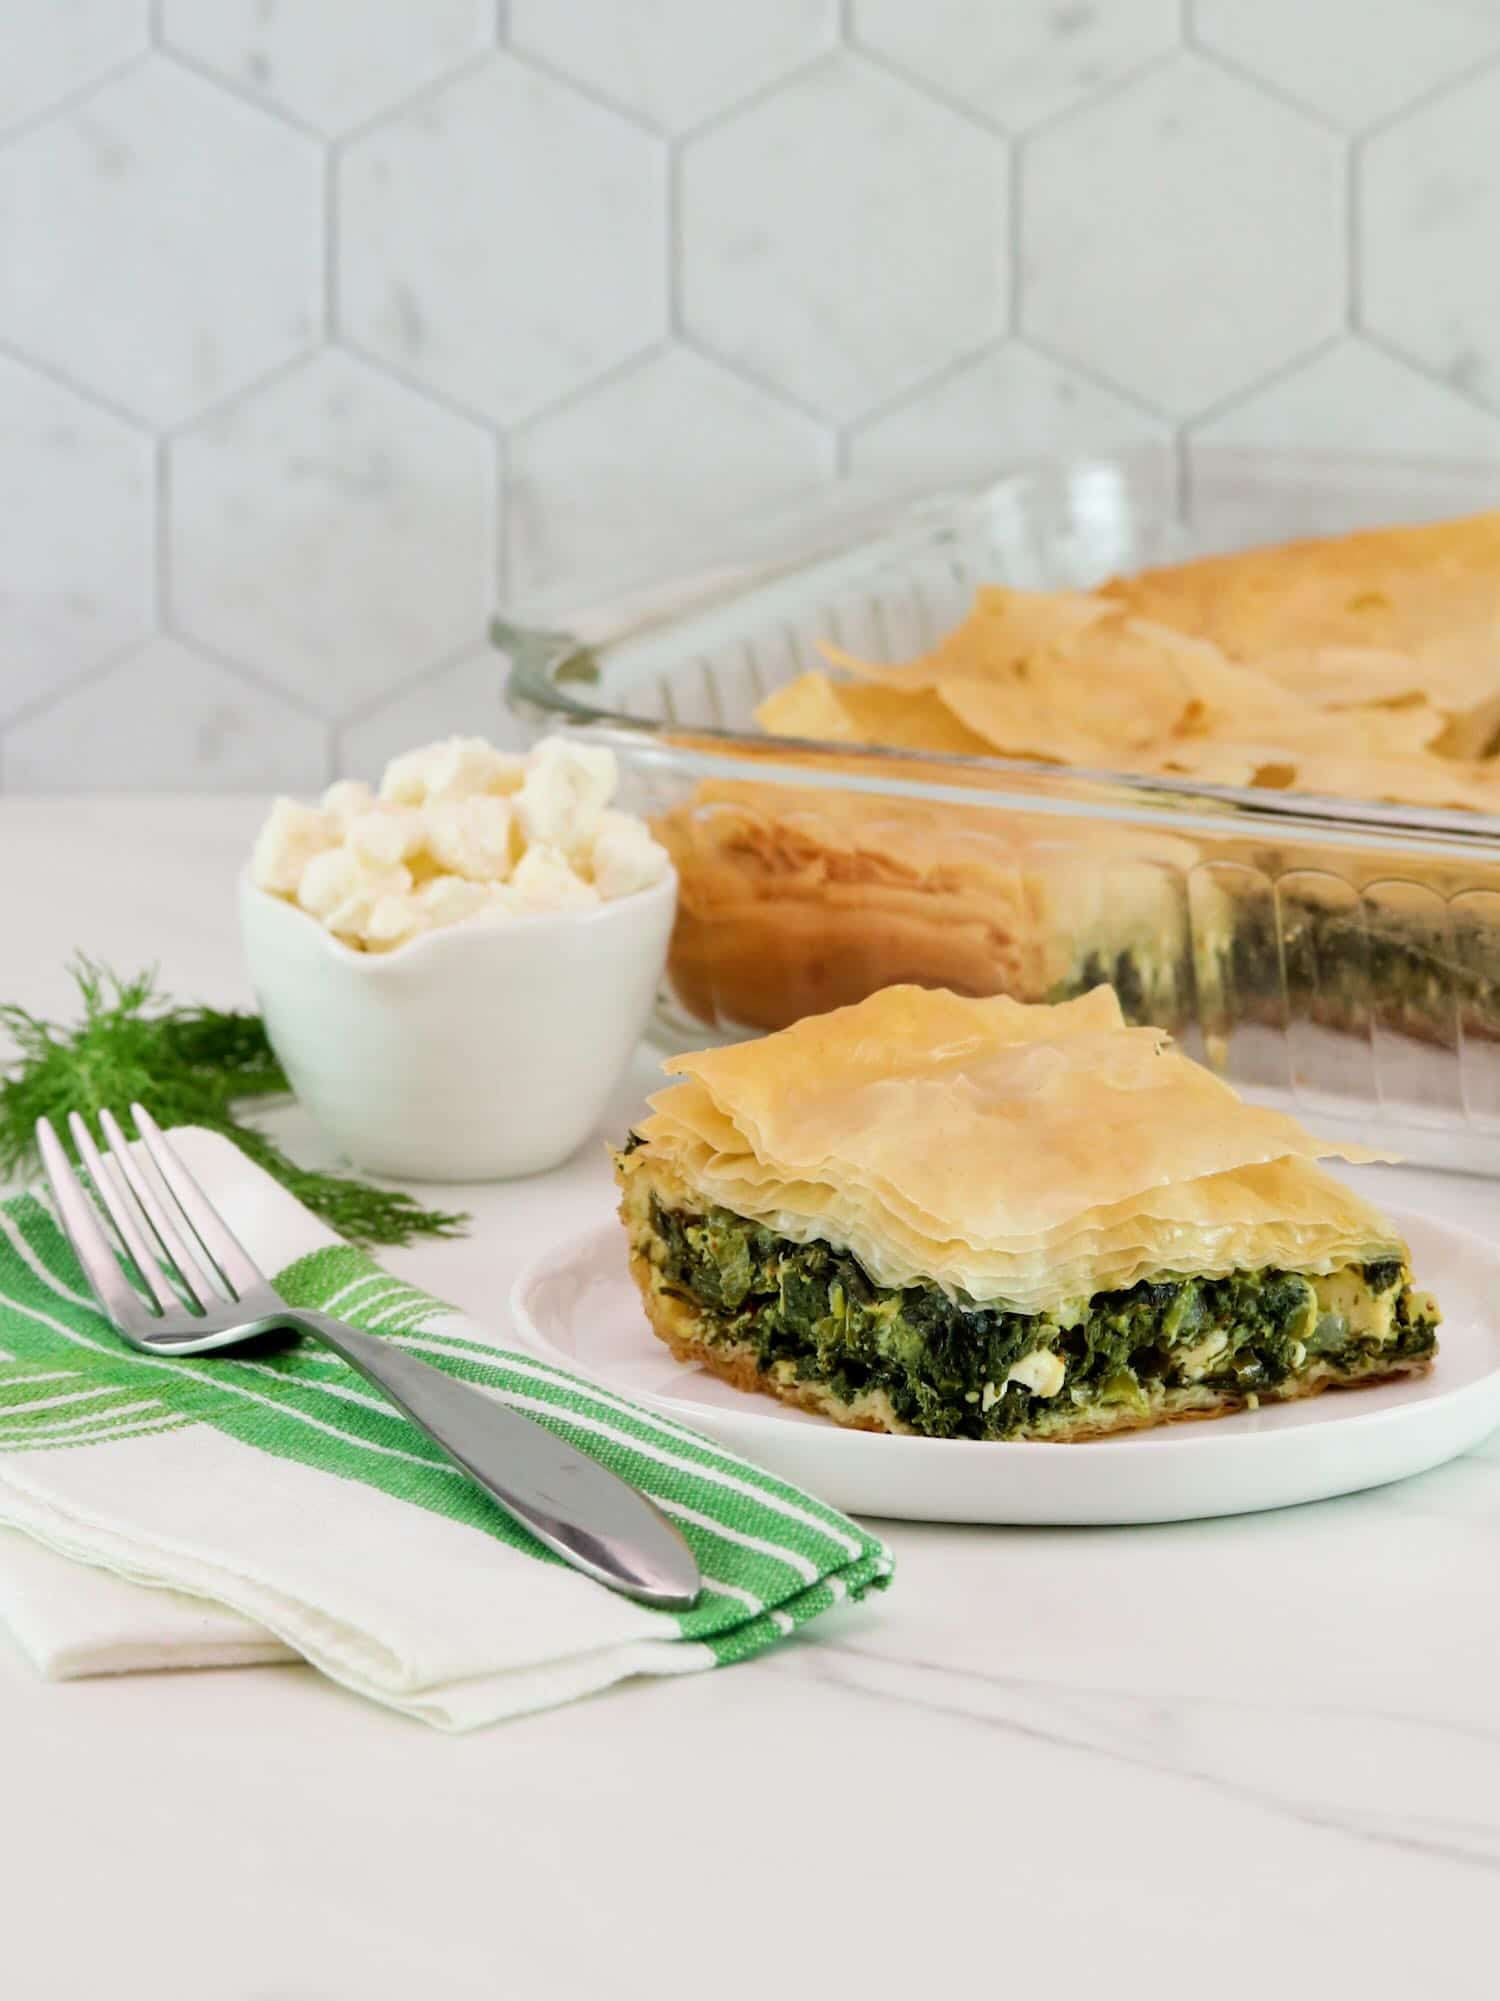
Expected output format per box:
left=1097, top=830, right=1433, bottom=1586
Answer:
left=169, top=352, right=496, bottom=714
left=1191, top=340, right=1500, bottom=457
left=1022, top=54, right=1344, bottom=416
left=339, top=651, right=527, bottom=777
left=1362, top=72, right=1500, bottom=410
left=849, top=343, right=1170, bottom=482
left=0, top=1, right=147, bottom=133
left=508, top=347, right=833, bottom=597
left=161, top=0, right=491, bottom=137
left=680, top=54, right=1007, bottom=423
left=3, top=639, right=328, bottom=792
left=1195, top=0, right=1500, bottom=130
left=0, top=60, right=320, bottom=427
left=853, top=0, right=1178, bottom=132
left=340, top=54, right=667, bottom=424
left=0, top=354, right=152, bottom=722
left=509, top=0, right=834, bottom=131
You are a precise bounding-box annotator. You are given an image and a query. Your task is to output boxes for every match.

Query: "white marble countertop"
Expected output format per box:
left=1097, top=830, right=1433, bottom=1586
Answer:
left=2, top=796, right=1497, bottom=1999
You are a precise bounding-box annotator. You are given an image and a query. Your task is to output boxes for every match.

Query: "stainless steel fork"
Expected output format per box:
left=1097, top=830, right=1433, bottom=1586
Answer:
left=35, top=1105, right=700, bottom=1609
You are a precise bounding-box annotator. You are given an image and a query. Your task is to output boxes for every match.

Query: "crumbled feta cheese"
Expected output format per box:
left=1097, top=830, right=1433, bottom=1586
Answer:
left=296, top=848, right=408, bottom=921
left=414, top=875, right=493, bottom=929
left=980, top=1381, right=999, bottom=1412
left=515, top=738, right=617, bottom=855
left=323, top=893, right=379, bottom=942
left=1178, top=1329, right=1229, bottom=1382
left=380, top=737, right=521, bottom=806
left=1005, top=1349, right=1066, bottom=1398
left=506, top=843, right=601, bottom=914
left=253, top=733, right=663, bottom=951
left=363, top=891, right=427, bottom=952
left=321, top=779, right=374, bottom=824
left=308, top=858, right=412, bottom=942
left=347, top=805, right=424, bottom=869
left=423, top=796, right=516, bottom=882
left=250, top=798, right=336, bottom=896
left=590, top=809, right=671, bottom=901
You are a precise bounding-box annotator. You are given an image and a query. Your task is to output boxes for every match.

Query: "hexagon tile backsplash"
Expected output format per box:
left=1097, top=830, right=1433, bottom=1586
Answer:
left=5, top=1, right=1500, bottom=791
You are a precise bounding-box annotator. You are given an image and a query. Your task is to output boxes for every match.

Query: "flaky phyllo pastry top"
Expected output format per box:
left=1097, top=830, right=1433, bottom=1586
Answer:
left=634, top=986, right=1402, bottom=1313
left=753, top=512, right=1500, bottom=810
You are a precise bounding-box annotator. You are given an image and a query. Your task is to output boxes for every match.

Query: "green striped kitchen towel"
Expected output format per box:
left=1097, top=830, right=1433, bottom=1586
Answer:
left=0, top=1128, right=892, bottom=1729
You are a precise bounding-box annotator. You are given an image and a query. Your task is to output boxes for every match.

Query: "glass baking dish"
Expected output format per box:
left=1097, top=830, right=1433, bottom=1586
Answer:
left=496, top=447, right=1500, bottom=1176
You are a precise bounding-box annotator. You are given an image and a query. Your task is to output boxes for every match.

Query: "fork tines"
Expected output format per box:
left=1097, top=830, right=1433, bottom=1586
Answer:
left=35, top=1106, right=261, bottom=1327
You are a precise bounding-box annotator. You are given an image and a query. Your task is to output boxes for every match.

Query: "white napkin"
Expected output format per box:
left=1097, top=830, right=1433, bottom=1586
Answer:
left=0, top=1129, right=890, bottom=1728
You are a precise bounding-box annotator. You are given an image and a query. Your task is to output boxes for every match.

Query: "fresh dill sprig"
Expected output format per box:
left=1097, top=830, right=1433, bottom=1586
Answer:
left=0, top=960, right=469, bottom=1250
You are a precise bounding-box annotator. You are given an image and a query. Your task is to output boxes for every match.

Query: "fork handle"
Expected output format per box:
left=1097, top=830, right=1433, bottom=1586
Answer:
left=289, top=1312, right=700, bottom=1610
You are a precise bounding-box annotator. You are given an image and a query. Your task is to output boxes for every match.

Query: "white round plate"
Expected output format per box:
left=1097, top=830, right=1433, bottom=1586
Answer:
left=509, top=1207, right=1500, bottom=1524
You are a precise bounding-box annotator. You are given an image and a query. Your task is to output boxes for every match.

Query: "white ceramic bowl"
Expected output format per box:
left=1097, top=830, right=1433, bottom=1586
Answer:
left=239, top=868, right=677, bottom=1182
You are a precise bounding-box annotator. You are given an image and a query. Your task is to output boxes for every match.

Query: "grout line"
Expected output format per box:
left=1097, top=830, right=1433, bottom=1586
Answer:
left=1346, top=133, right=1365, bottom=333
left=838, top=0, right=855, bottom=40
left=1359, top=45, right=1500, bottom=141
left=331, top=639, right=494, bottom=740
left=336, top=45, right=498, bottom=149
left=1358, top=326, right=1500, bottom=422
left=494, top=0, right=509, bottom=42
left=1185, top=39, right=1347, bottom=139
left=0, top=335, right=153, bottom=433
left=1006, top=128, right=1023, bottom=337
left=182, top=651, right=340, bottom=780
left=1174, top=428, right=1193, bottom=523
left=1011, top=330, right=1177, bottom=427
left=493, top=431, right=511, bottom=610
left=666, top=139, right=685, bottom=338
left=1360, top=132, right=1368, bottom=332
left=1182, top=329, right=1346, bottom=436
left=487, top=337, right=671, bottom=438
left=150, top=622, right=334, bottom=727
left=324, top=141, right=340, bottom=339
left=845, top=40, right=1008, bottom=140
left=0, top=47, right=153, bottom=153
left=154, top=41, right=326, bottom=141
left=503, top=38, right=667, bottom=137
left=167, top=343, right=325, bottom=443
left=508, top=340, right=680, bottom=438
left=674, top=329, right=838, bottom=429
left=0, top=639, right=155, bottom=735
left=675, top=45, right=842, bottom=145
left=845, top=335, right=1011, bottom=437
left=1355, top=327, right=1441, bottom=391
left=153, top=438, right=170, bottom=630
left=1011, top=45, right=1182, bottom=146
left=332, top=331, right=509, bottom=434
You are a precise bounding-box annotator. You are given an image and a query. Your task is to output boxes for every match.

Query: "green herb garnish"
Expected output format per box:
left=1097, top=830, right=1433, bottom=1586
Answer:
left=0, top=961, right=468, bottom=1250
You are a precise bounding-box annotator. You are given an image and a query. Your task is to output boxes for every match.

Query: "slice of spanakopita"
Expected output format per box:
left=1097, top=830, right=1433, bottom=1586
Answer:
left=615, top=986, right=1439, bottom=1442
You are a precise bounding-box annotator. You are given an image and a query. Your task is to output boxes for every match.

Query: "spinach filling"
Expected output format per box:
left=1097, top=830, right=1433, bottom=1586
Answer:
left=647, top=1196, right=1437, bottom=1440
left=1058, top=899, right=1500, bottom=1044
